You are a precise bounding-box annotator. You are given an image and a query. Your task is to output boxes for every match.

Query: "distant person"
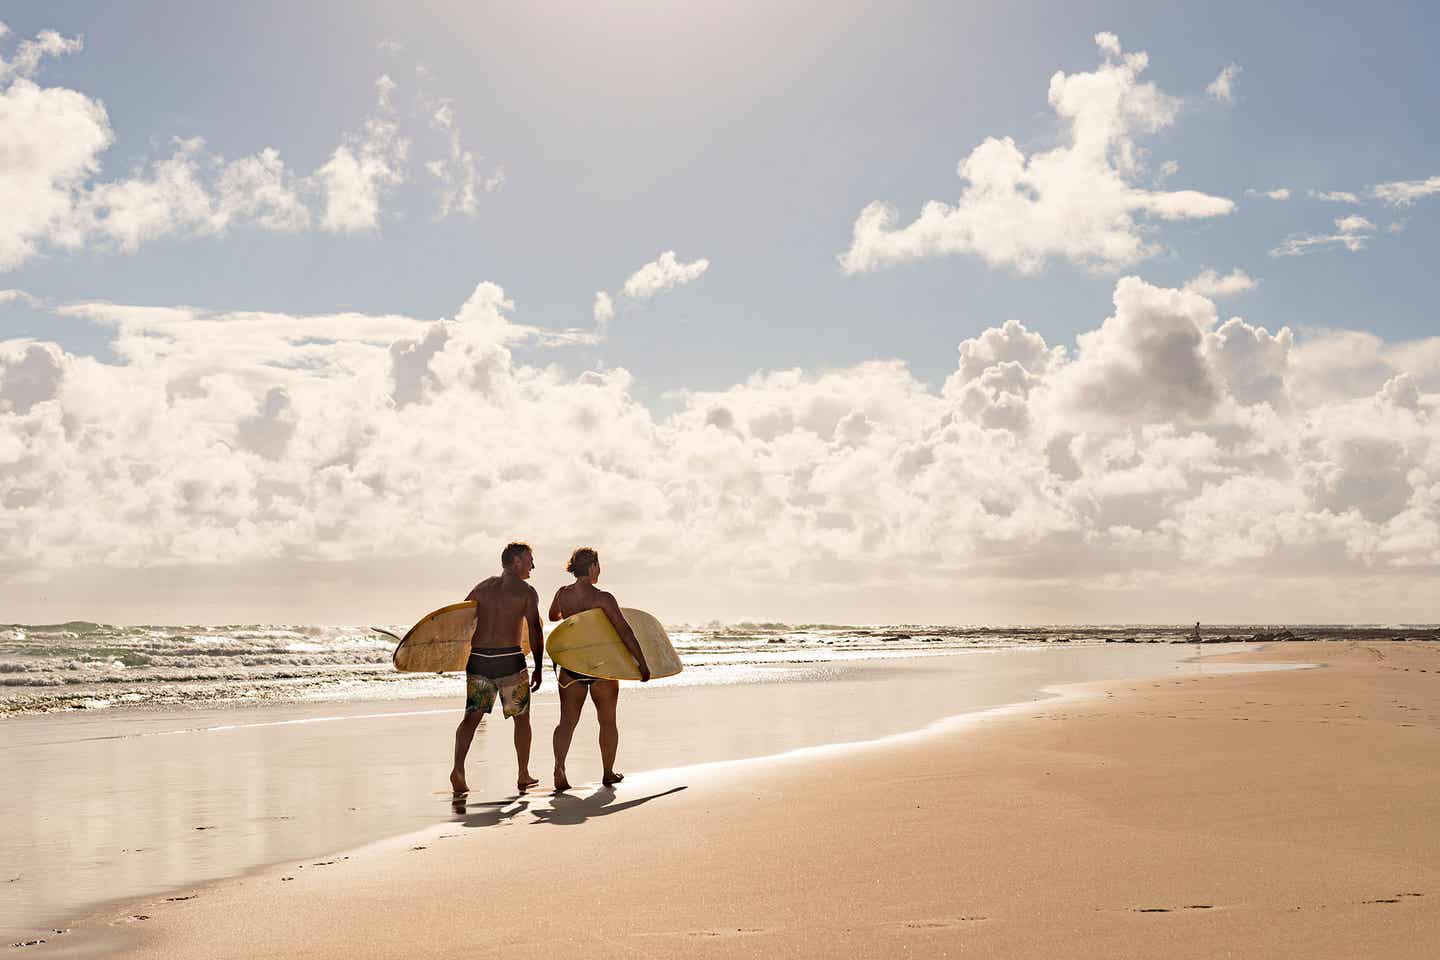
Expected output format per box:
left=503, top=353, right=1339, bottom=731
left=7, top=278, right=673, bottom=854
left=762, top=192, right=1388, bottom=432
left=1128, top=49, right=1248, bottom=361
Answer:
left=450, top=541, right=545, bottom=795
left=549, top=547, right=650, bottom=791
left=1191, top=621, right=1202, bottom=642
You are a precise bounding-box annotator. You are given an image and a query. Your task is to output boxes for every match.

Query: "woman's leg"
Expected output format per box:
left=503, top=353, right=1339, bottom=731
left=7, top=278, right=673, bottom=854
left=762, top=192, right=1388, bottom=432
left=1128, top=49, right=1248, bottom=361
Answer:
left=590, top=680, right=623, bottom=784
left=552, top=675, right=589, bottom=791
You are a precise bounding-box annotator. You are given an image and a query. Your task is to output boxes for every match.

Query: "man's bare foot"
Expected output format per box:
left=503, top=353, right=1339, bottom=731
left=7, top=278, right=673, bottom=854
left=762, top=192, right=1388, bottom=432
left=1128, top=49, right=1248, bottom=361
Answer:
left=517, top=774, right=540, bottom=792
left=450, top=771, right=468, bottom=795
left=553, top=768, right=572, bottom=792
left=601, top=770, right=624, bottom=786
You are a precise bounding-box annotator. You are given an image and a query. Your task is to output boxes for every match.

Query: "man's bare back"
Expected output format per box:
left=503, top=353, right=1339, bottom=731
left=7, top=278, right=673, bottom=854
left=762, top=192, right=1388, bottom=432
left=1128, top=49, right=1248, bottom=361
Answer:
left=466, top=575, right=536, bottom=651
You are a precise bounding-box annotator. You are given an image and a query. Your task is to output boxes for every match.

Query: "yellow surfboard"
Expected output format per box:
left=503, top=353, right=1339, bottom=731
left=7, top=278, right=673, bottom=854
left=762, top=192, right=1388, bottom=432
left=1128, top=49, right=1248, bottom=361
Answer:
left=546, top=607, right=682, bottom=681
left=383, top=602, right=529, bottom=673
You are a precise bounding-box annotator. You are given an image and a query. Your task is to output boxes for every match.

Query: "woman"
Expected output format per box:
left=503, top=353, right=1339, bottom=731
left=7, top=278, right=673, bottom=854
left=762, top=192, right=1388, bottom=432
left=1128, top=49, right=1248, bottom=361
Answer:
left=549, top=547, right=650, bottom=790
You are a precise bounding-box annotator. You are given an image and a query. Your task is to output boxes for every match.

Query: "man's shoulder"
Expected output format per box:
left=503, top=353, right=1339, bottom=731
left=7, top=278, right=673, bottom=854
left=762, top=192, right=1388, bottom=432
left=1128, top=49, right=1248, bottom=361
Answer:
left=467, top=575, right=501, bottom=598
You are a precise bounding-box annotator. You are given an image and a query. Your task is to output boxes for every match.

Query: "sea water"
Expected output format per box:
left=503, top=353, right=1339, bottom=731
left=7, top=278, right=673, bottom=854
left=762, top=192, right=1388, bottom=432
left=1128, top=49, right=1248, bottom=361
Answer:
left=3, top=620, right=1425, bottom=716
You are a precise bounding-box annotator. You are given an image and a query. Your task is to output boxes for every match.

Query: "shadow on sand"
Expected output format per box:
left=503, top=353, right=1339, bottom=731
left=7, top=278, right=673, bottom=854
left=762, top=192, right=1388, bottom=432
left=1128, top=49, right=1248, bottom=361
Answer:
left=449, top=785, right=687, bottom=828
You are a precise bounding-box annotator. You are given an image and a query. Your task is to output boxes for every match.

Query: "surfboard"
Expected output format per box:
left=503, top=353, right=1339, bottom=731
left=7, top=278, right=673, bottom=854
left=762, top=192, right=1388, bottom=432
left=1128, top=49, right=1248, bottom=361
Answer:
left=546, top=607, right=682, bottom=681
left=382, top=602, right=529, bottom=673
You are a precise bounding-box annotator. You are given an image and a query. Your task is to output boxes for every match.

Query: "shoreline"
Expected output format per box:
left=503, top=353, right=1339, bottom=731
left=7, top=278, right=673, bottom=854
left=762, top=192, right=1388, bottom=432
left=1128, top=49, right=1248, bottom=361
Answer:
left=62, top=639, right=1440, bottom=959
left=17, top=642, right=1290, bottom=955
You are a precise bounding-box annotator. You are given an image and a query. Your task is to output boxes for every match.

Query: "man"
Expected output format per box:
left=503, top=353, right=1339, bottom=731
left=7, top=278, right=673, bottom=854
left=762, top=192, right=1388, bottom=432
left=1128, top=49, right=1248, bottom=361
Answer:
left=450, top=541, right=545, bottom=794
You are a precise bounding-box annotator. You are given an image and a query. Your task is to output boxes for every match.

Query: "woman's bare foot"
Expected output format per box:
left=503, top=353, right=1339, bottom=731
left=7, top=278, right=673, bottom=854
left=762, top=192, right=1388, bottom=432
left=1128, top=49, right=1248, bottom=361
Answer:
left=553, top=768, right=572, bottom=792
left=450, top=770, right=468, bottom=795
left=601, top=770, right=624, bottom=786
left=517, top=774, right=540, bottom=792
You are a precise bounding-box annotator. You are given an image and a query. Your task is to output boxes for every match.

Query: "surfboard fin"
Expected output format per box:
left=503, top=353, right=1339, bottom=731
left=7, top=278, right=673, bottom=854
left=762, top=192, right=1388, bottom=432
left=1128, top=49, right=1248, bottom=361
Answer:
left=371, top=627, right=403, bottom=643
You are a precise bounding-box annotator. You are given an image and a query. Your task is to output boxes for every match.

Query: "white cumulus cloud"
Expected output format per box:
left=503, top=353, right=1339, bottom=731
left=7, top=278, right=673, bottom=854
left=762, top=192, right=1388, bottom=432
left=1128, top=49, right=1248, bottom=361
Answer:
left=1245, top=188, right=1290, bottom=200
left=5, top=274, right=1439, bottom=622
left=621, top=251, right=710, bottom=301
left=840, top=33, right=1234, bottom=277
left=1271, top=215, right=1376, bottom=257
left=0, top=25, right=503, bottom=267
left=593, top=291, right=615, bottom=331
left=1207, top=63, right=1241, bottom=103
left=418, top=92, right=503, bottom=220
left=313, top=75, right=409, bottom=233
left=1370, top=175, right=1440, bottom=207
left=1184, top=268, right=1257, bottom=298
left=1310, top=189, right=1360, bottom=204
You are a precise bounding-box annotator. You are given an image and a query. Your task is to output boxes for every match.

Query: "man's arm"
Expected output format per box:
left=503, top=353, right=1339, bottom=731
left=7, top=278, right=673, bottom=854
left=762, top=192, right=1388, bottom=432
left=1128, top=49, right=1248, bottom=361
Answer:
left=526, top=587, right=545, bottom=691
left=598, top=592, right=650, bottom=682
left=547, top=590, right=564, bottom=623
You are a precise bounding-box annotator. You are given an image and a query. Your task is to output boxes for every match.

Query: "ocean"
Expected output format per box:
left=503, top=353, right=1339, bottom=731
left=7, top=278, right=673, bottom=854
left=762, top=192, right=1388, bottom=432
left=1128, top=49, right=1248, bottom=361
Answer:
left=1, top=620, right=1432, bottom=717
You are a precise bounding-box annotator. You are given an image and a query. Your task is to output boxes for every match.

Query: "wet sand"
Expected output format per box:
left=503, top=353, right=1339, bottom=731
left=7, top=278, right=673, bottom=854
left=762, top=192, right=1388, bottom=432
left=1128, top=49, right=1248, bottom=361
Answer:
left=4, top=643, right=1215, bottom=944
left=31, top=641, right=1440, bottom=957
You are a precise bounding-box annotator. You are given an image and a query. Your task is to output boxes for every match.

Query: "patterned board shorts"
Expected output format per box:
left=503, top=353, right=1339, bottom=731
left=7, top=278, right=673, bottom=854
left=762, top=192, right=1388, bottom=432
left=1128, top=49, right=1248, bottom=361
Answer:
left=465, top=668, right=531, bottom=718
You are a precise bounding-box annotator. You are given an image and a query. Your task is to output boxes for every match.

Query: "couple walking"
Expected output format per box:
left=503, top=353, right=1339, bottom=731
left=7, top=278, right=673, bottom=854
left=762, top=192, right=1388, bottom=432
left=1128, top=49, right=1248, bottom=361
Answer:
left=450, top=542, right=652, bottom=795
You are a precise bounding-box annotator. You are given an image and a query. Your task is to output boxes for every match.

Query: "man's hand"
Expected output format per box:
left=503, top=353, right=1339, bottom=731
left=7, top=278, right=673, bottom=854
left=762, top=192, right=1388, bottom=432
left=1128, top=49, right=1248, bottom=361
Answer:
left=530, top=670, right=543, bottom=692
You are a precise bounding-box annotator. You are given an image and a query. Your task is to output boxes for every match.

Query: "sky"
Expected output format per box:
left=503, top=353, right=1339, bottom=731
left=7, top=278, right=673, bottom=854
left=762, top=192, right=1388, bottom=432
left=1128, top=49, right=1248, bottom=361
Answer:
left=1, top=1, right=1438, bottom=625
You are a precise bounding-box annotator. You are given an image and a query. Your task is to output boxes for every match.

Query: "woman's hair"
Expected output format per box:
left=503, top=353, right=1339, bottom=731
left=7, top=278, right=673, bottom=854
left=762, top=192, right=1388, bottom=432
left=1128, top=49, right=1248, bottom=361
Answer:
left=566, top=547, right=599, bottom=577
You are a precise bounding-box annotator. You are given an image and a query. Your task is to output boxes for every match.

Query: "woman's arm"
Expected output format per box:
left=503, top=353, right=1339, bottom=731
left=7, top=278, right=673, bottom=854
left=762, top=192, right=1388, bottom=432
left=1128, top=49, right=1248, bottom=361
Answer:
left=598, top=592, right=651, bottom=682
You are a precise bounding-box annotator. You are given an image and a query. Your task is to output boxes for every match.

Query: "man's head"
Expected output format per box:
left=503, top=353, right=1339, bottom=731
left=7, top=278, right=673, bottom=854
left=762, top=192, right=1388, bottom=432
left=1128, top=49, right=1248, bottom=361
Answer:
left=501, top=541, right=534, bottom=579
left=566, top=546, right=599, bottom=582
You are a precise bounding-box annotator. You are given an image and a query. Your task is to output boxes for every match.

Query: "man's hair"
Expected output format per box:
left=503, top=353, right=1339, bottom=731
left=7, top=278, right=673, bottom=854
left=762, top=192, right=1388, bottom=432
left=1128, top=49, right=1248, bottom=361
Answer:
left=566, top=547, right=599, bottom=576
left=500, top=541, right=532, bottom=568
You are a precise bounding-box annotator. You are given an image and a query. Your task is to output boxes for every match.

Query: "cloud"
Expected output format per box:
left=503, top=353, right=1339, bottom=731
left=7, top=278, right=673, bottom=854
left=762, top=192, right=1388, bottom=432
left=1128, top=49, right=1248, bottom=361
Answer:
left=5, top=275, right=1439, bottom=620
left=1270, top=215, right=1375, bottom=257
left=1049, top=277, right=1223, bottom=424
left=840, top=33, right=1233, bottom=277
left=1334, top=214, right=1374, bottom=233
left=0, top=29, right=111, bottom=269
left=313, top=75, right=409, bottom=233
left=0, top=25, right=83, bottom=81
left=621, top=251, right=710, bottom=301
left=1184, top=268, right=1257, bottom=298
left=1309, top=189, right=1360, bottom=204
left=1370, top=175, right=1440, bottom=207
left=0, top=288, right=40, bottom=306
left=1206, top=63, right=1241, bottom=103
left=1245, top=188, right=1290, bottom=200
left=0, top=25, right=499, bottom=267
left=418, top=92, right=503, bottom=220
left=593, top=291, right=615, bottom=332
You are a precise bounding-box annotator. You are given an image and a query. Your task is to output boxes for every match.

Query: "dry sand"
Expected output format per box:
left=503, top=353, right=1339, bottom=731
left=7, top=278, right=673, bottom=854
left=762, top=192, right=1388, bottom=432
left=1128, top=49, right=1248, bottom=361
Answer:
left=63, top=641, right=1440, bottom=958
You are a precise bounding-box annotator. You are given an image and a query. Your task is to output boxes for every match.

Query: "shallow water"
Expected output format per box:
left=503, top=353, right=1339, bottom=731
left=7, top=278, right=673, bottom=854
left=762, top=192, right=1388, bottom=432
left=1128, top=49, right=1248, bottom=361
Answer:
left=4, top=619, right=1424, bottom=716
left=0, top=643, right=1266, bottom=942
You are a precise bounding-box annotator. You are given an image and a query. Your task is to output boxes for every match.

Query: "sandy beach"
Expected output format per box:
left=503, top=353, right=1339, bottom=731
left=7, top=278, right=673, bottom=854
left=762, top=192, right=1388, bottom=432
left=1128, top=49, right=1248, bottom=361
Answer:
left=36, top=640, right=1435, bottom=959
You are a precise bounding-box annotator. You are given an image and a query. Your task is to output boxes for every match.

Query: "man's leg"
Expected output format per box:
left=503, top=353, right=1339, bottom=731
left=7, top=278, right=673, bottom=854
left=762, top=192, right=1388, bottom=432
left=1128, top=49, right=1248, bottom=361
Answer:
left=451, top=710, right=484, bottom=794
left=512, top=712, right=538, bottom=790
left=552, top=678, right=588, bottom=791
left=503, top=672, right=539, bottom=791
left=590, top=680, right=623, bottom=785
